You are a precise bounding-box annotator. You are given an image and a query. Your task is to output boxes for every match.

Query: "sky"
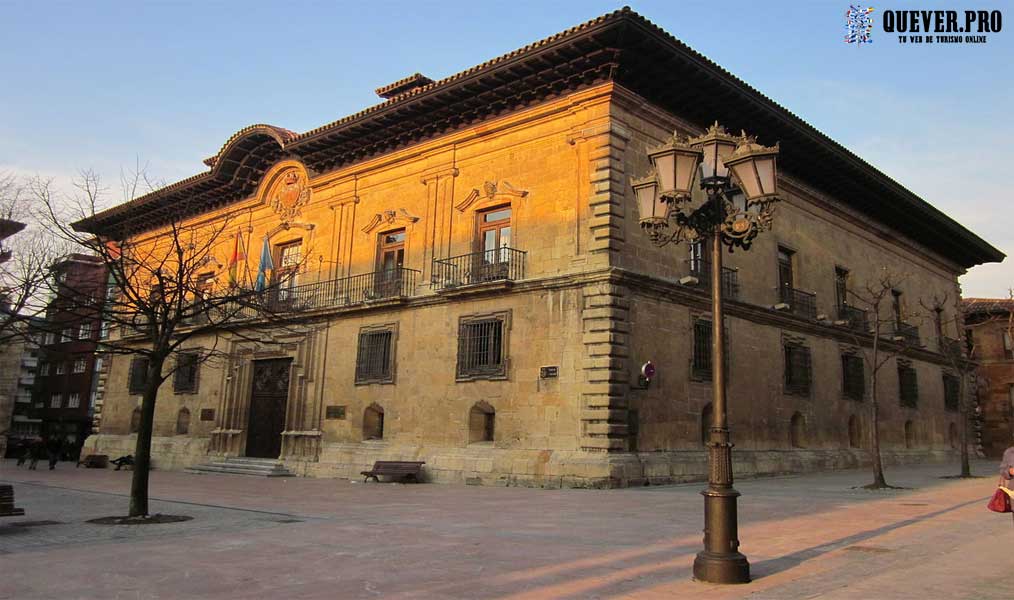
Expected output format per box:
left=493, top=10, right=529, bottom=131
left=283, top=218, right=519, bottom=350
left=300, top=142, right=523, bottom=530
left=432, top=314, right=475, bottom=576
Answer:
left=1, top=0, right=1011, bottom=296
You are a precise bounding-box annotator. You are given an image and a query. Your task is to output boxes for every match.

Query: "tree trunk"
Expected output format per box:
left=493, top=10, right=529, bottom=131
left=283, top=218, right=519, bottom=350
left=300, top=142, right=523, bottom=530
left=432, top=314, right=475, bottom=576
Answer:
left=870, top=369, right=887, bottom=487
left=959, top=374, right=971, bottom=477
left=129, top=356, right=163, bottom=517
left=869, top=334, right=888, bottom=488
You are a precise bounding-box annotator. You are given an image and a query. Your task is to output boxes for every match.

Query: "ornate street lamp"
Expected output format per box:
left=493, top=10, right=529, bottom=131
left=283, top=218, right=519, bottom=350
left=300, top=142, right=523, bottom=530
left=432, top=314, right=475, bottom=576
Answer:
left=632, top=121, right=780, bottom=585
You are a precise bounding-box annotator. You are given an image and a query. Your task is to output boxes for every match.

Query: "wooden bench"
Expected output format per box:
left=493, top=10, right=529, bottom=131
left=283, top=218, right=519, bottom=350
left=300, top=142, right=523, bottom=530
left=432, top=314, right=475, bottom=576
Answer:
left=361, top=461, right=425, bottom=483
left=1, top=484, right=25, bottom=518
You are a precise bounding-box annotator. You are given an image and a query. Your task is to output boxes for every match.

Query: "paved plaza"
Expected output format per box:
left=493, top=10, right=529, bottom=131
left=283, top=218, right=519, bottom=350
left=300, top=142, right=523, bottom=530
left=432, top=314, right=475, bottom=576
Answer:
left=0, top=459, right=1008, bottom=599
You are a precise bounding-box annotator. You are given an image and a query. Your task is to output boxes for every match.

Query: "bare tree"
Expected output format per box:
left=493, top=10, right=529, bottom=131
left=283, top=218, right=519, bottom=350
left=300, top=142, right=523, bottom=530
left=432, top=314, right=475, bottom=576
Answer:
left=921, top=293, right=981, bottom=478
left=30, top=168, right=312, bottom=518
left=0, top=173, right=68, bottom=343
left=843, top=269, right=923, bottom=489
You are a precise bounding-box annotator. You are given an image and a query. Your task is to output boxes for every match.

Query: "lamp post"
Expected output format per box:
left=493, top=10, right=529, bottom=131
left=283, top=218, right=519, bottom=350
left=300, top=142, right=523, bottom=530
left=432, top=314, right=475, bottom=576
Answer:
left=632, top=122, right=780, bottom=584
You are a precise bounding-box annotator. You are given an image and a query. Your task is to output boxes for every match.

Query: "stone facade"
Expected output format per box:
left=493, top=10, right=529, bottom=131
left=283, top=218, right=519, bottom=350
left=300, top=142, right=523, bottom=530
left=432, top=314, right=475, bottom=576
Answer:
left=80, top=10, right=1002, bottom=486
left=964, top=299, right=1014, bottom=457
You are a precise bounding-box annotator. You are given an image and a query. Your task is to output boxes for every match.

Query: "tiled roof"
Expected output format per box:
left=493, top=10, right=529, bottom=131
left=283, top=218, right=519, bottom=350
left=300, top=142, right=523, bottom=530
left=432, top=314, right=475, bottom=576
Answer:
left=963, top=298, right=1014, bottom=316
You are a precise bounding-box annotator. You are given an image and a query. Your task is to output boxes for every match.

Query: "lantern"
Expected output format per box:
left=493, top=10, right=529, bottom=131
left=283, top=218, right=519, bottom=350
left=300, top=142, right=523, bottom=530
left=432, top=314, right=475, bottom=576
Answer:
left=724, top=134, right=779, bottom=204
left=648, top=133, right=702, bottom=202
left=690, top=122, right=738, bottom=187
left=631, top=174, right=668, bottom=229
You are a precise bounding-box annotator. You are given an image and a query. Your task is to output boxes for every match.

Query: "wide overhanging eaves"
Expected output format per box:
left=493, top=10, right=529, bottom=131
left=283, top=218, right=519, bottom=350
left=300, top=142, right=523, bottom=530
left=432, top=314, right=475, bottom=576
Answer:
left=72, top=8, right=1003, bottom=269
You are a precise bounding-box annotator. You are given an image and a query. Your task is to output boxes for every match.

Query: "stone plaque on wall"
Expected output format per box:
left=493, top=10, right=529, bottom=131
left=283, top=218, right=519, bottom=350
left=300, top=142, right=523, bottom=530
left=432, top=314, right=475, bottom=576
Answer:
left=200, top=409, right=215, bottom=422
left=325, top=405, right=347, bottom=420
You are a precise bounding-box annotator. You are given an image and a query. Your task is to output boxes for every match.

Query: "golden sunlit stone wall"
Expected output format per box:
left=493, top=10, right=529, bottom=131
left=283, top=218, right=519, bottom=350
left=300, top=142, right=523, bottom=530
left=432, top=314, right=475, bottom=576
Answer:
left=87, top=84, right=632, bottom=485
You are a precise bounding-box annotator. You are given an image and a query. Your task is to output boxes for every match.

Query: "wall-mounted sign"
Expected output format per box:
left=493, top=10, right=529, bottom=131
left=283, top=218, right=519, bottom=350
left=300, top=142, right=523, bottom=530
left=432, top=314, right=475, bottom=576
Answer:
left=540, top=366, right=559, bottom=379
left=325, top=405, right=347, bottom=420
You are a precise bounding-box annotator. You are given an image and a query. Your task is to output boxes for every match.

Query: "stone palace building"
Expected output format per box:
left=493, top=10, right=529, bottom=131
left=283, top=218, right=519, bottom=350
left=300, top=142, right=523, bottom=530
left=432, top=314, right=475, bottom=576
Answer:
left=79, top=8, right=1003, bottom=486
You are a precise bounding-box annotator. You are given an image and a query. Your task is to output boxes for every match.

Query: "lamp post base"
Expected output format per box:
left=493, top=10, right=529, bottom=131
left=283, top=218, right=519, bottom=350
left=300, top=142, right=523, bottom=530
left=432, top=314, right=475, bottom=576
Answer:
left=693, top=482, right=751, bottom=584
left=693, top=550, right=751, bottom=584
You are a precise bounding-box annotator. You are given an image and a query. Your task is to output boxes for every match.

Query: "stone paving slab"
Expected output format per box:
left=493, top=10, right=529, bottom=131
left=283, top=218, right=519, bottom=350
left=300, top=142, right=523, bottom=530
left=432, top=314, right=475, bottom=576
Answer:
left=0, top=459, right=1008, bottom=599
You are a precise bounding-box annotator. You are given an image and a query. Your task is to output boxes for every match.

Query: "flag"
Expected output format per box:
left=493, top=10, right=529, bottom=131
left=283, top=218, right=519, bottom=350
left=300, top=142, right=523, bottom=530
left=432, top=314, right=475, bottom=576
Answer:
left=227, top=230, right=246, bottom=287
left=254, top=236, right=274, bottom=292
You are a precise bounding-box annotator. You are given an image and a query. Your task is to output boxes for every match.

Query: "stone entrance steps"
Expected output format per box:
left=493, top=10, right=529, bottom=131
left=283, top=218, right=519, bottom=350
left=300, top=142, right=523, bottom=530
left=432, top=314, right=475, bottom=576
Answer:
left=185, top=456, right=295, bottom=477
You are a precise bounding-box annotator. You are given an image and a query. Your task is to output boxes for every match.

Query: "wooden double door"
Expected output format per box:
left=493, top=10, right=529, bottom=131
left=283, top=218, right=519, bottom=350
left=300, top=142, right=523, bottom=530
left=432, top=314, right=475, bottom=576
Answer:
left=246, top=358, right=292, bottom=459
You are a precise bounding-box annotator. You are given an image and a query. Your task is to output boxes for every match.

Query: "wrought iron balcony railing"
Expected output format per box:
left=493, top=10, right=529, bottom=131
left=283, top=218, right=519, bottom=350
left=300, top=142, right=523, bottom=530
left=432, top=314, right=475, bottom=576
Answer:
left=939, top=336, right=961, bottom=357
left=686, top=260, right=740, bottom=301
left=779, top=286, right=817, bottom=320
left=263, top=267, right=420, bottom=313
left=892, top=322, right=921, bottom=346
left=837, top=305, right=868, bottom=332
left=431, top=248, right=526, bottom=290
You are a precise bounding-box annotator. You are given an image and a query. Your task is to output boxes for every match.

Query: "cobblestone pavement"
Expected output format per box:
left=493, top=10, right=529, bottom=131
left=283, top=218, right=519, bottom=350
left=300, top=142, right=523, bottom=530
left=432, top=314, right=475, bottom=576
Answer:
left=0, top=459, right=1008, bottom=599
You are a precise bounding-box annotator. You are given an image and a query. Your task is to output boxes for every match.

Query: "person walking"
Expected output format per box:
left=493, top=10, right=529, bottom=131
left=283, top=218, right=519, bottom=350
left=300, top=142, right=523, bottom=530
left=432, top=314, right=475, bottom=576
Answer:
left=46, top=435, right=63, bottom=470
left=15, top=438, right=31, bottom=467
left=1002, top=445, right=1014, bottom=485
left=28, top=436, right=46, bottom=470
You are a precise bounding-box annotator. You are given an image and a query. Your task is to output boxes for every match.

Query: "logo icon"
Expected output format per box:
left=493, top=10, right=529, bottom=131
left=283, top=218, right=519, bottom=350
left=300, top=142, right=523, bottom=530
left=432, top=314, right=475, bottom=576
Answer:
left=845, top=5, right=875, bottom=44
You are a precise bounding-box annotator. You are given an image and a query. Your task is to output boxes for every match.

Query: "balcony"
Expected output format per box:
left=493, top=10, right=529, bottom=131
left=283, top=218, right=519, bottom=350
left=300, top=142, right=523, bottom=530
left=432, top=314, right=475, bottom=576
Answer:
left=263, top=267, right=420, bottom=313
left=892, top=322, right=921, bottom=347
left=685, top=260, right=740, bottom=301
left=778, top=287, right=817, bottom=320
left=837, top=305, right=868, bottom=332
left=939, top=336, right=961, bottom=358
left=432, top=248, right=526, bottom=290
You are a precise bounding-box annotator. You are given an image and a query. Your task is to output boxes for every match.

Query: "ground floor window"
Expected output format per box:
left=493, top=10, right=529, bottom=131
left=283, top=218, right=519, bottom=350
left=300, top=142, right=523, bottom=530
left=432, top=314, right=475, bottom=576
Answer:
left=456, top=312, right=509, bottom=380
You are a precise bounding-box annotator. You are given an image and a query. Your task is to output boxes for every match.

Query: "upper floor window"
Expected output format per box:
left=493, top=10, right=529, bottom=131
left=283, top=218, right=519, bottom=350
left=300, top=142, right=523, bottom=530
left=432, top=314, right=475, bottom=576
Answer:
left=934, top=308, right=944, bottom=341
left=689, top=240, right=705, bottom=274
left=834, top=266, right=849, bottom=308
left=38, top=362, right=49, bottom=376
left=275, top=240, right=302, bottom=296
left=78, top=322, right=91, bottom=340
left=478, top=206, right=512, bottom=257
left=378, top=230, right=405, bottom=271
left=892, top=289, right=904, bottom=327
left=100, top=321, right=110, bottom=340
left=50, top=393, right=62, bottom=408
left=777, top=247, right=795, bottom=301
left=457, top=311, right=510, bottom=381
left=1003, top=330, right=1013, bottom=360
left=55, top=362, right=65, bottom=375
left=375, top=230, right=406, bottom=298
left=73, top=358, right=87, bottom=373
left=67, top=393, right=80, bottom=409
left=61, top=327, right=73, bottom=343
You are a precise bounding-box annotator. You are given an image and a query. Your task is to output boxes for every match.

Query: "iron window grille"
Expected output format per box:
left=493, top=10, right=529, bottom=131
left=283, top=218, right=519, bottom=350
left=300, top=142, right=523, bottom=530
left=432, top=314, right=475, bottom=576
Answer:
left=173, top=352, right=200, bottom=394
left=898, top=361, right=919, bottom=408
left=943, top=374, right=960, bottom=412
left=691, top=317, right=729, bottom=382
left=355, top=325, right=397, bottom=384
left=841, top=353, right=865, bottom=401
left=457, top=312, right=510, bottom=380
left=783, top=343, right=812, bottom=396
left=128, top=357, right=150, bottom=395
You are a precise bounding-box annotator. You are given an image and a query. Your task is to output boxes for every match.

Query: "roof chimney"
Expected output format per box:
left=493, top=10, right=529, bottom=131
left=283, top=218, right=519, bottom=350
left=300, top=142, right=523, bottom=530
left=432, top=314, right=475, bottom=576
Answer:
left=375, top=73, right=434, bottom=99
